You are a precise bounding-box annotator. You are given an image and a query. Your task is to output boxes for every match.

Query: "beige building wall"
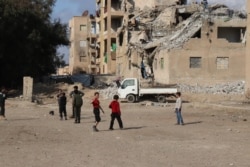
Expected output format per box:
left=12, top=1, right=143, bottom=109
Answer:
left=246, top=0, right=250, bottom=92
left=87, top=17, right=100, bottom=74
left=154, top=19, right=246, bottom=85
left=96, top=0, right=123, bottom=74
left=116, top=48, right=139, bottom=78
left=69, top=16, right=89, bottom=74
left=116, top=27, right=142, bottom=79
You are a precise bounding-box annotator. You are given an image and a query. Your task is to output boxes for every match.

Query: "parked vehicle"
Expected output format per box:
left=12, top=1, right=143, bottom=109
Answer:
left=117, top=78, right=178, bottom=103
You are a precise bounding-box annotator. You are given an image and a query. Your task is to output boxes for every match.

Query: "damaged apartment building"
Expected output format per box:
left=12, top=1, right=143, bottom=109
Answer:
left=69, top=0, right=124, bottom=75
left=69, top=0, right=249, bottom=94
left=115, top=0, right=247, bottom=93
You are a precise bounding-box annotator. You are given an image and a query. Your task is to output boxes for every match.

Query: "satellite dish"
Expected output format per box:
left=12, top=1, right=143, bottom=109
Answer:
left=82, top=10, right=89, bottom=16
left=90, top=14, right=95, bottom=19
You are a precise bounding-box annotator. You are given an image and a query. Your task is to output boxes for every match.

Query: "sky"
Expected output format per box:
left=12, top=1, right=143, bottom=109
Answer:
left=52, top=0, right=246, bottom=64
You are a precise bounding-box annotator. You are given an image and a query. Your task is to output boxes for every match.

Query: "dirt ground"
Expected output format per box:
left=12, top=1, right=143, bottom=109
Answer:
left=0, top=88, right=250, bottom=167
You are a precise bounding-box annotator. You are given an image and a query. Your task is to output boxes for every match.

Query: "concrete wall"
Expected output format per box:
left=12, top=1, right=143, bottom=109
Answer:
left=154, top=19, right=246, bottom=86
left=23, top=76, right=33, bottom=101
left=116, top=41, right=139, bottom=78
left=246, top=0, right=250, bottom=93
left=96, top=0, right=122, bottom=75
left=161, top=40, right=244, bottom=85
left=69, top=16, right=89, bottom=74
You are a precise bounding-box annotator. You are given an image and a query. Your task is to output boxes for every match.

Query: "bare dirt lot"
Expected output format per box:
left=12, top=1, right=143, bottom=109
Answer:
left=0, top=88, right=250, bottom=167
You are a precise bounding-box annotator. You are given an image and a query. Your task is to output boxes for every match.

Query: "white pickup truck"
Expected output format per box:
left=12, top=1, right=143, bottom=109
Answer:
left=117, top=78, right=178, bottom=103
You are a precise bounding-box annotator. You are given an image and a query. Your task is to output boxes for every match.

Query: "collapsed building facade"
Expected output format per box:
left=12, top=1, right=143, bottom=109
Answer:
left=68, top=0, right=249, bottom=96
left=116, top=0, right=247, bottom=93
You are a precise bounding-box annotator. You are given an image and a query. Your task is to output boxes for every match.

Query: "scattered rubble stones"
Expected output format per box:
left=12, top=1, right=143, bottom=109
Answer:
left=177, top=81, right=245, bottom=94
left=98, top=80, right=245, bottom=100
left=99, top=84, right=118, bottom=100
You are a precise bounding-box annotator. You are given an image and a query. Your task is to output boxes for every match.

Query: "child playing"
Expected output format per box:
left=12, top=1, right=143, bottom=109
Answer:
left=91, top=92, right=104, bottom=132
left=109, top=95, right=123, bottom=130
left=175, top=92, right=184, bottom=125
left=59, top=92, right=67, bottom=120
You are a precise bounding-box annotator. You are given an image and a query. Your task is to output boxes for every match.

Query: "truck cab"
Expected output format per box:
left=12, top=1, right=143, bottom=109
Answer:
left=118, top=78, right=139, bottom=103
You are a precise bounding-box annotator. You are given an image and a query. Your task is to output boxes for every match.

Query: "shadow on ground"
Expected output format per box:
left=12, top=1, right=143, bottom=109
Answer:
left=184, top=121, right=202, bottom=125
left=100, top=126, right=146, bottom=132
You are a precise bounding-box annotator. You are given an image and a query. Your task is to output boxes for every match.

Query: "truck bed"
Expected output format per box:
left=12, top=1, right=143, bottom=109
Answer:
left=140, top=88, right=178, bottom=95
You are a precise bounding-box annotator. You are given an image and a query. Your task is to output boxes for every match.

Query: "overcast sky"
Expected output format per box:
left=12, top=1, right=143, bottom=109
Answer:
left=52, top=0, right=246, bottom=63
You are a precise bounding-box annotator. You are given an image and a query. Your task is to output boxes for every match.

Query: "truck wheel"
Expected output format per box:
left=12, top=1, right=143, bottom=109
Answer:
left=127, top=94, right=135, bottom=103
left=157, top=95, right=166, bottom=103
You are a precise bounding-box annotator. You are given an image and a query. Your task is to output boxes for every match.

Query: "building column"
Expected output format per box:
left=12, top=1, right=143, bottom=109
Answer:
left=100, top=0, right=105, bottom=74
left=246, top=1, right=250, bottom=94
left=107, top=0, right=112, bottom=74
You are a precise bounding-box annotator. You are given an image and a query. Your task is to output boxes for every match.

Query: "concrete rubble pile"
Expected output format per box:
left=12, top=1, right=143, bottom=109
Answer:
left=178, top=81, right=245, bottom=94
left=99, top=80, right=245, bottom=100
left=146, top=11, right=202, bottom=53
left=119, top=2, right=246, bottom=62
left=99, top=84, right=118, bottom=99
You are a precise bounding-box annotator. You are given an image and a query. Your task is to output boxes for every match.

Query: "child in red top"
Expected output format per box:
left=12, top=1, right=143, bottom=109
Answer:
left=109, top=95, right=123, bottom=130
left=91, top=92, right=104, bottom=132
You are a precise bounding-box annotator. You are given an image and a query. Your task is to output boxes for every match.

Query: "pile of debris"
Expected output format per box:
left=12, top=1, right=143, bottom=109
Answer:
left=98, top=80, right=245, bottom=100
left=99, top=84, right=118, bottom=100
left=178, top=80, right=245, bottom=94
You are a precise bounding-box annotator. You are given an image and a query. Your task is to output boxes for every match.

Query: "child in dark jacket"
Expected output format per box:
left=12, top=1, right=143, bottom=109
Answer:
left=109, top=95, right=123, bottom=130
left=59, top=92, right=67, bottom=120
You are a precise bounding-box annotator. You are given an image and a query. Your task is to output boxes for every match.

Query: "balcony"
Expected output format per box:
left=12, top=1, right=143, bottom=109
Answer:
left=96, top=17, right=100, bottom=23
left=89, top=64, right=99, bottom=69
left=88, top=47, right=97, bottom=54
left=96, top=9, right=101, bottom=18
left=111, top=51, right=116, bottom=60
left=96, top=58, right=101, bottom=65
left=92, top=65, right=98, bottom=69
left=111, top=11, right=124, bottom=18
left=103, top=9, right=124, bottom=19
left=87, top=33, right=97, bottom=40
